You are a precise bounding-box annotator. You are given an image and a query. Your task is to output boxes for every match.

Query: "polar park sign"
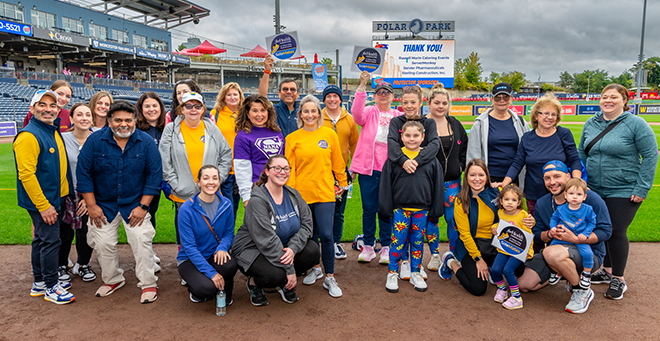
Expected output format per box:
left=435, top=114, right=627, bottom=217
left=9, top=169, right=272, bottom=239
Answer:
left=371, top=40, right=455, bottom=88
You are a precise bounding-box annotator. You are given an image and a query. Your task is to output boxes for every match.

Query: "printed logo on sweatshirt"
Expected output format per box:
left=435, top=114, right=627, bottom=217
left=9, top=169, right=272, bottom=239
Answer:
left=318, top=140, right=328, bottom=149
left=255, top=136, right=284, bottom=157
left=200, top=135, right=206, bottom=143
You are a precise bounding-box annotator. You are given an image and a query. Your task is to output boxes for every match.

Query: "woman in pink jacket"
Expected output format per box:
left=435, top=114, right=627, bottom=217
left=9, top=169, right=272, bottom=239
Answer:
left=350, top=71, right=403, bottom=264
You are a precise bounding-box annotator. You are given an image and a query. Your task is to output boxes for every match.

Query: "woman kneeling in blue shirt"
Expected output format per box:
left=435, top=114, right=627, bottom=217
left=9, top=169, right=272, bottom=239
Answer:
left=177, top=165, right=238, bottom=304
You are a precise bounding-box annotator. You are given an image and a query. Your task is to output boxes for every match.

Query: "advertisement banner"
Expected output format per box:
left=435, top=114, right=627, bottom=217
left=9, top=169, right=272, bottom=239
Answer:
left=0, top=18, right=31, bottom=37
left=32, top=27, right=89, bottom=46
left=171, top=55, right=191, bottom=65
left=351, top=46, right=386, bottom=74
left=638, top=104, right=660, bottom=114
left=0, top=122, right=17, bottom=137
left=91, top=39, right=134, bottom=55
left=371, top=40, right=454, bottom=88
left=561, top=105, right=576, bottom=115
left=576, top=105, right=601, bottom=115
left=473, top=105, right=490, bottom=116
left=509, top=105, right=525, bottom=116
left=135, top=48, right=170, bottom=62
left=311, top=63, right=328, bottom=91
left=265, top=31, right=301, bottom=60
left=449, top=105, right=473, bottom=116
left=372, top=19, right=455, bottom=33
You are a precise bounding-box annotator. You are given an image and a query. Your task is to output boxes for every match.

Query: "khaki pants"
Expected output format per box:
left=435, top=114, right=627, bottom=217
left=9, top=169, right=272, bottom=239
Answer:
left=87, top=213, right=157, bottom=289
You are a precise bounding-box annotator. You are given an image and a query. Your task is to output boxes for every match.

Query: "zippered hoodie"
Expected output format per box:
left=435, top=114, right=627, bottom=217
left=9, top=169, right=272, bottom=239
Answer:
left=349, top=90, right=403, bottom=175
left=466, top=109, right=530, bottom=190
left=176, top=192, right=234, bottom=280
left=159, top=116, right=232, bottom=201
left=322, top=107, right=359, bottom=165
left=231, top=185, right=313, bottom=275
left=578, top=111, right=658, bottom=199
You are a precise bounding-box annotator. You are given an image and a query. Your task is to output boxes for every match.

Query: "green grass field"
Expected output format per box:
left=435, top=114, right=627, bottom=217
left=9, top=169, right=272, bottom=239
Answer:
left=2, top=113, right=659, bottom=244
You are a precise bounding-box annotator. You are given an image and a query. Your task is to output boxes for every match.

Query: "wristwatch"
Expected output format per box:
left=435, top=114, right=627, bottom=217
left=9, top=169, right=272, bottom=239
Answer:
left=138, top=204, right=149, bottom=211
left=474, top=256, right=482, bottom=262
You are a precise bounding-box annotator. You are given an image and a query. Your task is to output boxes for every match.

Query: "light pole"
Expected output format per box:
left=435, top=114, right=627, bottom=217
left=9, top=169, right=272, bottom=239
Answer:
left=537, top=75, right=541, bottom=99
left=634, top=0, right=647, bottom=104
left=586, top=74, right=592, bottom=102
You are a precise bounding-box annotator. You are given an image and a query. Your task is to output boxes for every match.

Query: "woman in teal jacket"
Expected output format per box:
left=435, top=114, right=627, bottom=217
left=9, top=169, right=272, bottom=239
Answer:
left=578, top=84, right=658, bottom=300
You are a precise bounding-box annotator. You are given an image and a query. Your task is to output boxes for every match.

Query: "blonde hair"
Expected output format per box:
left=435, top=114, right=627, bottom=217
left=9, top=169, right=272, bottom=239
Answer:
left=427, top=82, right=452, bottom=116
left=214, top=82, right=244, bottom=113
left=530, top=93, right=562, bottom=129
left=565, top=178, right=587, bottom=194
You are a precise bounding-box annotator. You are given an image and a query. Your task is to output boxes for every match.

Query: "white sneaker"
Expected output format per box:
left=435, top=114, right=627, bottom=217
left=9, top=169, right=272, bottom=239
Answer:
left=410, top=272, right=427, bottom=292
left=181, top=278, right=187, bottom=286
left=323, top=276, right=343, bottom=298
left=72, top=263, right=80, bottom=276
left=154, top=263, right=161, bottom=273
left=427, top=254, right=442, bottom=271
left=67, top=258, right=74, bottom=269
left=386, top=272, right=399, bottom=293
left=154, top=254, right=161, bottom=264
left=334, top=243, right=347, bottom=260
left=399, top=260, right=411, bottom=280
left=303, top=267, right=323, bottom=285
left=420, top=266, right=428, bottom=280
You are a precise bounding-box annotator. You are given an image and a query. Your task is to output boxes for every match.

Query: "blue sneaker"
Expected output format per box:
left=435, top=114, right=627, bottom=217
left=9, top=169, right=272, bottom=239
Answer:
left=439, top=251, right=455, bottom=280
left=59, top=281, right=72, bottom=290
left=30, top=282, right=47, bottom=297
left=44, top=283, right=75, bottom=305
left=334, top=243, right=347, bottom=260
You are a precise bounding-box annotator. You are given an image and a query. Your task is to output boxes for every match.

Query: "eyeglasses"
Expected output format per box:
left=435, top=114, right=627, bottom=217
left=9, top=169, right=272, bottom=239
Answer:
left=538, top=111, right=558, bottom=118
left=493, top=95, right=511, bottom=102
left=376, top=90, right=391, bottom=96
left=281, top=87, right=297, bottom=93
left=184, top=104, right=203, bottom=110
left=269, top=166, right=291, bottom=173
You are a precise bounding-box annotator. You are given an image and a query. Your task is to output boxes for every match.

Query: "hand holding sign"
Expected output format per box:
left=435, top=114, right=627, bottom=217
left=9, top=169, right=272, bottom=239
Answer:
left=491, top=220, right=533, bottom=262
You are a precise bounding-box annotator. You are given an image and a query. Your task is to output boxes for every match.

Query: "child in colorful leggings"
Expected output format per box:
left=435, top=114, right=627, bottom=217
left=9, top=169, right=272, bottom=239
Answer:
left=379, top=121, right=444, bottom=293
left=491, top=184, right=534, bottom=309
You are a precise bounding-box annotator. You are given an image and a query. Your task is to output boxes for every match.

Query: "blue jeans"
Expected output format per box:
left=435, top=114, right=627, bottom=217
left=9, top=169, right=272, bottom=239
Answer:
left=29, top=198, right=65, bottom=288
left=220, top=174, right=240, bottom=220
left=309, top=202, right=336, bottom=274
left=358, top=172, right=391, bottom=247
left=491, top=253, right=523, bottom=289
left=332, top=190, right=348, bottom=244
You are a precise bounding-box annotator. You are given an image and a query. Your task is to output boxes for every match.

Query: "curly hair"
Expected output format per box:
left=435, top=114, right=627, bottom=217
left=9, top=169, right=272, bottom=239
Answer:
left=235, top=94, right=280, bottom=133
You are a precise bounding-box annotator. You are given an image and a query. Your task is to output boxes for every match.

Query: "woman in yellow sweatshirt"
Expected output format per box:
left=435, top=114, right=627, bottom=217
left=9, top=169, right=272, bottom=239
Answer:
left=285, top=95, right=348, bottom=298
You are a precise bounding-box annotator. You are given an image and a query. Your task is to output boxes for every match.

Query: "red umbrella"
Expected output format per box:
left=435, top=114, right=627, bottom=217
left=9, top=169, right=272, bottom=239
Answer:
left=314, top=53, right=318, bottom=63
left=188, top=40, right=226, bottom=55
left=240, top=45, right=268, bottom=58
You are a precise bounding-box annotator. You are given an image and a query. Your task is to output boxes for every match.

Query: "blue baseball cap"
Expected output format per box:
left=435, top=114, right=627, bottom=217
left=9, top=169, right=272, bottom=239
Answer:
left=543, top=160, right=569, bottom=175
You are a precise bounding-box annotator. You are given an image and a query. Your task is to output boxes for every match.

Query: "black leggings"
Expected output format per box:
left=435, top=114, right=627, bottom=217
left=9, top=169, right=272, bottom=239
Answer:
left=178, top=256, right=238, bottom=300
left=603, top=197, right=641, bottom=277
left=59, top=216, right=93, bottom=267
left=456, top=253, right=496, bottom=296
left=242, top=239, right=320, bottom=289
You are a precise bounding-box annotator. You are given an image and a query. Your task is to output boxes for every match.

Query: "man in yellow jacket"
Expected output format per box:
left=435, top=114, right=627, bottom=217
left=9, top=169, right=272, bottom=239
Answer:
left=321, top=85, right=359, bottom=260
left=14, top=90, right=75, bottom=305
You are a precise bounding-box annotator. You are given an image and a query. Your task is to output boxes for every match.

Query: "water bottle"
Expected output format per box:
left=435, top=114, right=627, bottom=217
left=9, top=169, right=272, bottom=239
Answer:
left=216, top=290, right=226, bottom=316
left=347, top=184, right=353, bottom=199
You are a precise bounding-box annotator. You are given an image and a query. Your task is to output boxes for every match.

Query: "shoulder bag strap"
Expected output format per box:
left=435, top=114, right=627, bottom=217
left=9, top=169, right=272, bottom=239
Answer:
left=189, top=198, right=221, bottom=243
left=584, top=120, right=622, bottom=156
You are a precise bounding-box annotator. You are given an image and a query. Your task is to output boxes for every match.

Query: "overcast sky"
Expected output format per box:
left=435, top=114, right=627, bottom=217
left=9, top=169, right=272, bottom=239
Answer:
left=171, top=0, right=659, bottom=82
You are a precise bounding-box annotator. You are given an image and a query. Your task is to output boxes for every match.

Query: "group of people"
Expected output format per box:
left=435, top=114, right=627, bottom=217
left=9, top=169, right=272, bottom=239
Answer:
left=15, top=57, right=657, bottom=315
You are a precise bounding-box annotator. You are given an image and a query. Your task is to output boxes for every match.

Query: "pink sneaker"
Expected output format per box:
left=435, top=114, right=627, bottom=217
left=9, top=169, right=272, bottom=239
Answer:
left=502, top=296, right=523, bottom=310
left=494, top=289, right=508, bottom=303
left=358, top=245, right=376, bottom=263
left=379, top=246, right=390, bottom=264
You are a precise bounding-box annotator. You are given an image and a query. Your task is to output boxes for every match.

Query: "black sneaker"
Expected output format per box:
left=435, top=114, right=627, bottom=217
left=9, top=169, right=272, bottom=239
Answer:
left=246, top=277, right=268, bottom=306
left=591, top=269, right=612, bottom=284
left=605, top=277, right=627, bottom=300
left=189, top=292, right=209, bottom=303
left=277, top=286, right=299, bottom=304
left=579, top=274, right=591, bottom=290
left=78, top=265, right=97, bottom=282
left=58, top=265, right=71, bottom=282
left=548, top=273, right=561, bottom=285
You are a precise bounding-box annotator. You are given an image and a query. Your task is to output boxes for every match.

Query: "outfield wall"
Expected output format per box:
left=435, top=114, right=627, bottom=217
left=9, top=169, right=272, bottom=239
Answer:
left=445, top=104, right=654, bottom=116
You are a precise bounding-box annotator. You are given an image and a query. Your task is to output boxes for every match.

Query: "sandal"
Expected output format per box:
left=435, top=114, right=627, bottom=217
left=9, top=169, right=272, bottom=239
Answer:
left=95, top=281, right=125, bottom=297
left=141, top=287, right=158, bottom=304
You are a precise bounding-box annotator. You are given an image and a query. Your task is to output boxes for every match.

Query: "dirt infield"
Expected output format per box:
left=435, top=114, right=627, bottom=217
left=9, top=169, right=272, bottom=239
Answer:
left=1, top=243, right=658, bottom=340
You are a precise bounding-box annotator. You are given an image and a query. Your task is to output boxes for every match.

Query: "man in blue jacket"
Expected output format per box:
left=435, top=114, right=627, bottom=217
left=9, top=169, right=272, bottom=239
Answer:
left=77, top=100, right=162, bottom=303
left=517, top=161, right=612, bottom=314
left=15, top=90, right=75, bottom=304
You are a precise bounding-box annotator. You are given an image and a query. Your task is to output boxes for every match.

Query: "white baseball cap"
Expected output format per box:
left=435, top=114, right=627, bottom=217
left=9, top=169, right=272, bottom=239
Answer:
left=30, top=90, right=58, bottom=106
left=181, top=92, right=204, bottom=105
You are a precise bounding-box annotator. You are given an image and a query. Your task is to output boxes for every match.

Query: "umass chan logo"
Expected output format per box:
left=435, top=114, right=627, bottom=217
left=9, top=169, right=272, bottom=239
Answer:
left=47, top=31, right=74, bottom=43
